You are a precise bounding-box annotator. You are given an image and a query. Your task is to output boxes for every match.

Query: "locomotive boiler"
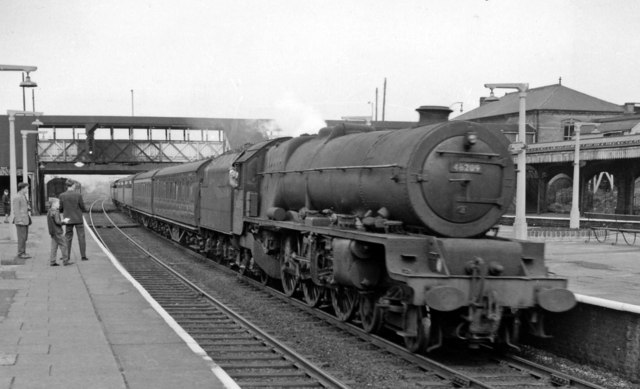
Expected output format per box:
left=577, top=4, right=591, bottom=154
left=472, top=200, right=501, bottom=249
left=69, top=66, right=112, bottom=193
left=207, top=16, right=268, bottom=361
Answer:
left=113, top=107, right=576, bottom=353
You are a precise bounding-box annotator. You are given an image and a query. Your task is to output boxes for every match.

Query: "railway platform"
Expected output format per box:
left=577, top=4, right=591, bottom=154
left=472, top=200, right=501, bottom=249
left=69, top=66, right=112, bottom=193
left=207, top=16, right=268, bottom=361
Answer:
left=0, top=216, right=237, bottom=389
left=497, top=225, right=640, bottom=309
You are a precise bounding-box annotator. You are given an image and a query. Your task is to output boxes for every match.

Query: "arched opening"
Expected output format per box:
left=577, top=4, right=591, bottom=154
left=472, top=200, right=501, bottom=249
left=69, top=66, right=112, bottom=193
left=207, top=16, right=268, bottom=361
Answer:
left=584, top=172, right=617, bottom=213
left=546, top=173, right=572, bottom=213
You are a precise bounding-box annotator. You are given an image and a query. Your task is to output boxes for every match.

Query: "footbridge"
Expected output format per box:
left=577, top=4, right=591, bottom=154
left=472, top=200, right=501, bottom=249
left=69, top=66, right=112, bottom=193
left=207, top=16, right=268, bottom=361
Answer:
left=0, top=114, right=274, bottom=213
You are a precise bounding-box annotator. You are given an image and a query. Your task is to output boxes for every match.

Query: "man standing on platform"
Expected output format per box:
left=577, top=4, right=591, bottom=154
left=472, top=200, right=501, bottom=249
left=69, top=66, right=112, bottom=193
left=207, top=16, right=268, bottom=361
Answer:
left=47, top=198, right=71, bottom=266
left=59, top=180, right=88, bottom=261
left=12, top=183, right=32, bottom=259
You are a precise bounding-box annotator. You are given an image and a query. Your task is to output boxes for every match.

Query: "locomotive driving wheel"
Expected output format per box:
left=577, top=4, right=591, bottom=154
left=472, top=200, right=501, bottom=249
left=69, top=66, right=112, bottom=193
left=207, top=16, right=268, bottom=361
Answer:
left=331, top=286, right=358, bottom=322
left=359, top=293, right=383, bottom=333
left=403, top=306, right=431, bottom=353
left=301, top=281, right=324, bottom=307
left=280, top=236, right=300, bottom=297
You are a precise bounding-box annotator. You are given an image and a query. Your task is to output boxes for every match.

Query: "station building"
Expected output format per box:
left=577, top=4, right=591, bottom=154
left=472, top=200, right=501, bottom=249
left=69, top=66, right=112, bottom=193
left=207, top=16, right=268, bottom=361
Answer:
left=455, top=83, right=640, bottom=215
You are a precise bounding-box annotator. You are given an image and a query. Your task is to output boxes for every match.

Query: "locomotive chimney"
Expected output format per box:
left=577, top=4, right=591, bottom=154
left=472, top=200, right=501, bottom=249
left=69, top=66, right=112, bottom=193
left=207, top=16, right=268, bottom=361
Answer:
left=415, top=105, right=453, bottom=125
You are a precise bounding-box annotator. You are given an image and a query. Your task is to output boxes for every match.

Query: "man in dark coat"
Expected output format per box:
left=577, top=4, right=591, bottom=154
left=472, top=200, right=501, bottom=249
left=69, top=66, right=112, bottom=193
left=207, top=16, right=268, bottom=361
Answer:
left=59, top=180, right=88, bottom=261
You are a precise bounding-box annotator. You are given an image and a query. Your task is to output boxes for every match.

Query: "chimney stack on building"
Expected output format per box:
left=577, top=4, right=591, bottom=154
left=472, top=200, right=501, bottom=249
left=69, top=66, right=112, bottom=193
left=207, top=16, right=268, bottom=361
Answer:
left=623, top=102, right=639, bottom=115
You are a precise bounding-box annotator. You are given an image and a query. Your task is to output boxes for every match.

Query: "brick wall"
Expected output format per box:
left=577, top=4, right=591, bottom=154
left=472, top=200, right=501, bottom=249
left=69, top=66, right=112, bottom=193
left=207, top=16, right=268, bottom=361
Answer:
left=525, top=303, right=640, bottom=381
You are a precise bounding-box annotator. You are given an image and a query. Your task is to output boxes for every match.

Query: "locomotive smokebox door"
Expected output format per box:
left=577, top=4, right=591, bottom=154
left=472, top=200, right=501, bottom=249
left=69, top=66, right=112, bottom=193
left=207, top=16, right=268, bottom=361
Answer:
left=422, top=135, right=502, bottom=223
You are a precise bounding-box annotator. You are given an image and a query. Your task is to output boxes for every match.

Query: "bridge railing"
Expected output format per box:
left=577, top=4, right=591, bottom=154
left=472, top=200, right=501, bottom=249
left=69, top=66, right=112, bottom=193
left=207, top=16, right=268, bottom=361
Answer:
left=38, top=139, right=224, bottom=164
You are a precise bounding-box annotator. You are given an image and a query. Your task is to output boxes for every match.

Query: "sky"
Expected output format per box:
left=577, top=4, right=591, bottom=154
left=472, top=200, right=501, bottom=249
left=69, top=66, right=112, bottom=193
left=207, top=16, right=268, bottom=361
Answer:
left=2, top=0, right=640, bottom=137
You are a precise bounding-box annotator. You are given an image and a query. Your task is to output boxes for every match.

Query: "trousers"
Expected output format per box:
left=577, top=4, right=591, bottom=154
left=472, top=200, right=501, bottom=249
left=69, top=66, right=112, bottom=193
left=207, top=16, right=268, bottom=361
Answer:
left=50, top=233, right=69, bottom=264
left=65, top=223, right=86, bottom=258
left=16, top=225, right=28, bottom=255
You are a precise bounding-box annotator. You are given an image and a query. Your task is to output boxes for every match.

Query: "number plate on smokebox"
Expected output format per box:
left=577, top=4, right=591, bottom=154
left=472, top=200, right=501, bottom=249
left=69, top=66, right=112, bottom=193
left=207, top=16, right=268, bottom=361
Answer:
left=450, top=162, right=482, bottom=173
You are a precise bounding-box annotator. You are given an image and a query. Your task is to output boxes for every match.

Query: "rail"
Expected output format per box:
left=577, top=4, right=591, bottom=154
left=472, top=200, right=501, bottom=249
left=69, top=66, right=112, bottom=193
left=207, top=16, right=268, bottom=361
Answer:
left=89, top=200, right=350, bottom=389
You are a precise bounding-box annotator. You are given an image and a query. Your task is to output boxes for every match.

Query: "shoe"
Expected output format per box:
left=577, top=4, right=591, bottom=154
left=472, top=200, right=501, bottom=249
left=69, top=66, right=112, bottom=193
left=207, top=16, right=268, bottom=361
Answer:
left=81, top=257, right=89, bottom=261
left=50, top=263, right=60, bottom=267
left=18, top=254, right=31, bottom=259
left=63, top=261, right=75, bottom=266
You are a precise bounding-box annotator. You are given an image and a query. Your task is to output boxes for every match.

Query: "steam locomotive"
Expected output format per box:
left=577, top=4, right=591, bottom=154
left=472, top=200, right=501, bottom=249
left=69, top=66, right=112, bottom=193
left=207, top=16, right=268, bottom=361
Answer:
left=111, top=107, right=576, bottom=353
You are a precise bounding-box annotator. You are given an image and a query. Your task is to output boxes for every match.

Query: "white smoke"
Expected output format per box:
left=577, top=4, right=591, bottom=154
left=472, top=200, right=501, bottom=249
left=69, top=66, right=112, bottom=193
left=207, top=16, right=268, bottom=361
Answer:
left=272, top=93, right=327, bottom=138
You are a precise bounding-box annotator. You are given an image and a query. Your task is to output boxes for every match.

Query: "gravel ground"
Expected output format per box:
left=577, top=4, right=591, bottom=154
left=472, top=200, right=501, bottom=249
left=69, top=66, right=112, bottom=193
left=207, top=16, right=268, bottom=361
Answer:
left=126, top=228, right=451, bottom=388
left=520, top=346, right=638, bottom=389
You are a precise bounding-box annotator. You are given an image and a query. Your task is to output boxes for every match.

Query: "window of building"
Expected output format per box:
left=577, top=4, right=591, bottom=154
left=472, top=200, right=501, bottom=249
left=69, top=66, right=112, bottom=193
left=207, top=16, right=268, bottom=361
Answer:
left=38, top=127, right=54, bottom=140
left=187, top=128, right=203, bottom=141
left=133, top=128, right=148, bottom=140
left=151, top=128, right=167, bottom=141
left=55, top=127, right=75, bottom=140
left=170, top=129, right=185, bottom=141
left=75, top=128, right=86, bottom=140
left=113, top=128, right=130, bottom=140
left=206, top=129, right=223, bottom=141
left=563, top=120, right=575, bottom=140
left=94, top=128, right=111, bottom=140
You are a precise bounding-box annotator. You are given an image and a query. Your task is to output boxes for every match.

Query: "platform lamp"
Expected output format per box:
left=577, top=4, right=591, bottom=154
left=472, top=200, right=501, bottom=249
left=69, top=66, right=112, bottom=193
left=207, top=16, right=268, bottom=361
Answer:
left=484, top=83, right=529, bottom=240
left=569, top=121, right=600, bottom=229
left=20, top=72, right=38, bottom=111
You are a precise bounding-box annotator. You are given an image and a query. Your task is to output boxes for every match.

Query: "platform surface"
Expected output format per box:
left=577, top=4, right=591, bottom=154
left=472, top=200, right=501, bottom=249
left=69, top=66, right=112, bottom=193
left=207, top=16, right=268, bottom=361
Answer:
left=497, top=225, right=640, bottom=307
left=0, top=216, right=236, bottom=389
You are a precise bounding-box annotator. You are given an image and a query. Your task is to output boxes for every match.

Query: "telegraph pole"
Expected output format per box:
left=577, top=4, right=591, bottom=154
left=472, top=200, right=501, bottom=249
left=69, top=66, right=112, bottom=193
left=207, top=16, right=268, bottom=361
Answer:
left=382, top=78, right=387, bottom=121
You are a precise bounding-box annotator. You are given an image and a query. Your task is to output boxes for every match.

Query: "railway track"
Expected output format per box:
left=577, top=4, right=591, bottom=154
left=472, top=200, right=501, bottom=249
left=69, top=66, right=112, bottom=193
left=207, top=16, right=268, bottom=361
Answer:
left=89, top=201, right=350, bottom=389
left=90, top=202, right=611, bottom=389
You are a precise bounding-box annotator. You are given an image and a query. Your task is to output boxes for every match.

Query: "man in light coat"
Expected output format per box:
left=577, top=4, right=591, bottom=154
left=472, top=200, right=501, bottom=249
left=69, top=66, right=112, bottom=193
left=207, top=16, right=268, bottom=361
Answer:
left=12, top=182, right=32, bottom=259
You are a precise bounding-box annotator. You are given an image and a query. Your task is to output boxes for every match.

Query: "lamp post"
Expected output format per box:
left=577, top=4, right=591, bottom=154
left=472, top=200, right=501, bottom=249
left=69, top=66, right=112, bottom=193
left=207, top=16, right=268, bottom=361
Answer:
left=569, top=121, right=599, bottom=229
left=1, top=65, right=39, bottom=241
left=1, top=65, right=38, bottom=193
left=7, top=111, right=43, bottom=240
left=484, top=83, right=529, bottom=240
